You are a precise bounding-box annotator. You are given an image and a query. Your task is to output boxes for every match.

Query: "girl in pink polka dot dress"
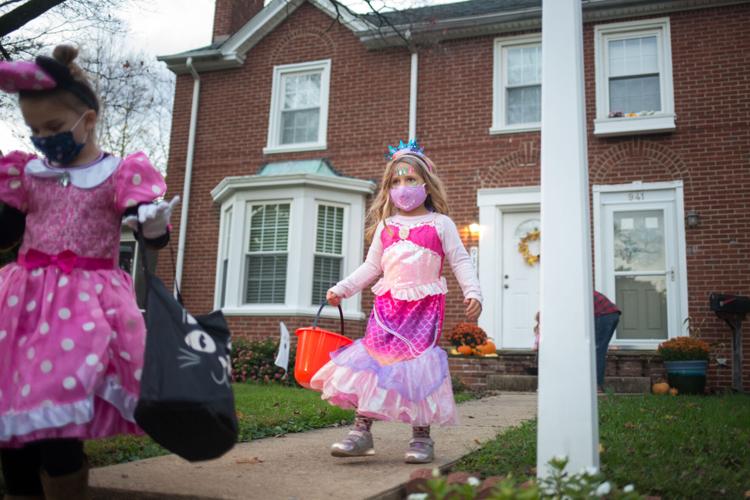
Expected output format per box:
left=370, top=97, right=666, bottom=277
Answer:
left=310, top=141, right=483, bottom=464
left=0, top=46, right=176, bottom=497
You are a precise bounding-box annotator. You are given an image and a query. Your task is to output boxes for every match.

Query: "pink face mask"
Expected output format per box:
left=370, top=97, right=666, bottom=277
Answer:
left=390, top=184, right=427, bottom=212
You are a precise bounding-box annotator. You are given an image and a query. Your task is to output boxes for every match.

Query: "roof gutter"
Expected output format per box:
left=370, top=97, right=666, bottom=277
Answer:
left=174, top=57, right=201, bottom=294
left=357, top=0, right=748, bottom=49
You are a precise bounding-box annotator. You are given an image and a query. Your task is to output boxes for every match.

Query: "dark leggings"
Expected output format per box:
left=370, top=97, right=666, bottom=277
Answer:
left=1, top=439, right=84, bottom=495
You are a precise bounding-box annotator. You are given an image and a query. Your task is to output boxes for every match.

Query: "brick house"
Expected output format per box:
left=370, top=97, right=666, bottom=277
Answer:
left=156, top=0, right=750, bottom=392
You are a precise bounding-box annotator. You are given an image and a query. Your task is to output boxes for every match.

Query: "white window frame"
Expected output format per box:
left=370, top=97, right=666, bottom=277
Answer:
left=264, top=59, right=331, bottom=154
left=242, top=200, right=292, bottom=306
left=594, top=18, right=675, bottom=137
left=217, top=205, right=233, bottom=308
left=311, top=202, right=347, bottom=307
left=490, top=34, right=542, bottom=135
left=119, top=229, right=139, bottom=289
left=212, top=175, right=373, bottom=321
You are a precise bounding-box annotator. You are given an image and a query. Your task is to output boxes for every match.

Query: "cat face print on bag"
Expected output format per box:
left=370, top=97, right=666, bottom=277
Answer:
left=178, top=312, right=232, bottom=387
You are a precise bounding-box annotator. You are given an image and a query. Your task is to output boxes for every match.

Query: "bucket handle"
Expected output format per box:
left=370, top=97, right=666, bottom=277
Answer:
left=313, top=301, right=345, bottom=337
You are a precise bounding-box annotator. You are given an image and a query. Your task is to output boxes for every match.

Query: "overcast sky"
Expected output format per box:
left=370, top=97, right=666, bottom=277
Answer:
left=0, top=0, right=468, bottom=152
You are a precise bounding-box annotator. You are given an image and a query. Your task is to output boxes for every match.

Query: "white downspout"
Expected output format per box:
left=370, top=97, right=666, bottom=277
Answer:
left=409, top=51, right=418, bottom=140
left=175, top=57, right=200, bottom=293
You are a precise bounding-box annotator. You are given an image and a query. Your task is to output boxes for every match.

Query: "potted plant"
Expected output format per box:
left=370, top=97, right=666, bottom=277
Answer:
left=657, top=335, right=710, bottom=395
left=448, top=323, right=489, bottom=356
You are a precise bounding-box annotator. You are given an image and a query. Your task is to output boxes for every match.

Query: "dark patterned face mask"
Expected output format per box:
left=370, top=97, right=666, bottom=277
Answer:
left=30, top=114, right=86, bottom=165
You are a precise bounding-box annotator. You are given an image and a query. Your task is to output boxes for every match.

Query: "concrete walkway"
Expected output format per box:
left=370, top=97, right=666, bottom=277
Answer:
left=90, top=393, right=537, bottom=500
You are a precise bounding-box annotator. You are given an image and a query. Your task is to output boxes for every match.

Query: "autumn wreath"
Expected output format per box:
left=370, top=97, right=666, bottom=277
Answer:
left=518, top=229, right=540, bottom=266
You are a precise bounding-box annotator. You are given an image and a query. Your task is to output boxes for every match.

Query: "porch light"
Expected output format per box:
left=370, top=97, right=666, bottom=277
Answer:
left=686, top=210, right=700, bottom=228
left=469, top=223, right=481, bottom=237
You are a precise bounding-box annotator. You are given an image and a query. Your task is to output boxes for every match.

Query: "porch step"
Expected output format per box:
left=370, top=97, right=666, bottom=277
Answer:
left=487, top=375, right=651, bottom=393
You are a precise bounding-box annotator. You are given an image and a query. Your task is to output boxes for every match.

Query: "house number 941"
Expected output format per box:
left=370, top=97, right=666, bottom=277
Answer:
left=628, top=191, right=645, bottom=201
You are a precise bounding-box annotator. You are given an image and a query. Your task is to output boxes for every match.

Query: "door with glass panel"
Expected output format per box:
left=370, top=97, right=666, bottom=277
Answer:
left=602, top=201, right=678, bottom=345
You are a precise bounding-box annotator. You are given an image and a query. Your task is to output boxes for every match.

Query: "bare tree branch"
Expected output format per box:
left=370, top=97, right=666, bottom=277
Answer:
left=0, top=0, right=66, bottom=38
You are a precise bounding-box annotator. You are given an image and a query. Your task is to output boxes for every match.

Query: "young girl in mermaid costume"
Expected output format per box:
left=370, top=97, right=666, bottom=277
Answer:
left=311, top=141, right=482, bottom=464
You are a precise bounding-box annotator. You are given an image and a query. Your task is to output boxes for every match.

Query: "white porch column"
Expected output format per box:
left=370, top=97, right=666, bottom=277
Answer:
left=537, top=0, right=599, bottom=476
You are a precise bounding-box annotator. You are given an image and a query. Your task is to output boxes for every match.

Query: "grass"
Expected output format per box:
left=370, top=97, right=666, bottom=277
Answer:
left=454, top=393, right=750, bottom=500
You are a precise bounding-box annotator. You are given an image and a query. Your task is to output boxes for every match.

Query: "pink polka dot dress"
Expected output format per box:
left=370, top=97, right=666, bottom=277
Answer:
left=0, top=150, right=166, bottom=447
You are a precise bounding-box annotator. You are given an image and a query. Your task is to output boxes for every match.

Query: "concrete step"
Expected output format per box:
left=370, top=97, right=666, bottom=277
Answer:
left=487, top=375, right=651, bottom=393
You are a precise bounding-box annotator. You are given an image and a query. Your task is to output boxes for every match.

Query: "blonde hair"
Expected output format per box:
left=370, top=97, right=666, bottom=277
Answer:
left=365, top=153, right=449, bottom=242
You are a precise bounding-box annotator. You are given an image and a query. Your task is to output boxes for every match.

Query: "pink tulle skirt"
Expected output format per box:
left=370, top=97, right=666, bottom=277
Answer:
left=310, top=292, right=457, bottom=426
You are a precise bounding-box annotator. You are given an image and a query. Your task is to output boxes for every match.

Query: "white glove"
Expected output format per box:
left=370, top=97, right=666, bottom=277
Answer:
left=123, top=196, right=180, bottom=239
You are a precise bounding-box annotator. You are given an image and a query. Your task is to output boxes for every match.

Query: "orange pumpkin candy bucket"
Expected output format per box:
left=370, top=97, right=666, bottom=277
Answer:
left=294, top=303, right=352, bottom=389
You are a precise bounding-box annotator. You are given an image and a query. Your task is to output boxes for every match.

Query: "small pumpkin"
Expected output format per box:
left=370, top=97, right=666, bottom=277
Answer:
left=477, top=341, right=497, bottom=356
left=652, top=382, right=670, bottom=395
left=669, top=387, right=679, bottom=396
left=457, top=345, right=474, bottom=356
left=449, top=348, right=459, bottom=355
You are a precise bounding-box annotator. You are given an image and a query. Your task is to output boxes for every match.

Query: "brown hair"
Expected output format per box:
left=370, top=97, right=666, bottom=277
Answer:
left=19, top=44, right=99, bottom=113
left=364, top=153, right=450, bottom=242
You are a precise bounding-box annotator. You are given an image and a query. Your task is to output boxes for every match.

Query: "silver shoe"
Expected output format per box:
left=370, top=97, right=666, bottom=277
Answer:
left=331, top=430, right=375, bottom=457
left=405, top=437, right=434, bottom=464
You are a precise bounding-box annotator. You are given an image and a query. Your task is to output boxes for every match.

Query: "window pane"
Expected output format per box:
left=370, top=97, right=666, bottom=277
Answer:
left=312, top=255, right=342, bottom=306
left=613, top=210, right=665, bottom=272
left=119, top=241, right=136, bottom=275
left=507, top=46, right=541, bottom=86
left=248, top=204, right=290, bottom=253
left=281, top=109, right=320, bottom=144
left=283, top=73, right=321, bottom=110
left=609, top=36, right=659, bottom=77
left=615, top=275, right=667, bottom=340
left=220, top=259, right=228, bottom=307
left=219, top=208, right=233, bottom=307
left=609, top=75, right=661, bottom=113
left=316, top=205, right=344, bottom=255
left=507, top=85, right=541, bottom=124
left=245, top=254, right=288, bottom=304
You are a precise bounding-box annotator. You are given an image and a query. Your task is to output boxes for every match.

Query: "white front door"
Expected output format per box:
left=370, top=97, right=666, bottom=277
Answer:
left=501, top=211, right=540, bottom=348
left=596, top=184, right=688, bottom=347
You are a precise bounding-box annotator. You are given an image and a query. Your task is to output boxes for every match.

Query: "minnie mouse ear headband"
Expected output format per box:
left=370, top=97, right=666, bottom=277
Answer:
left=385, top=139, right=435, bottom=173
left=0, top=56, right=99, bottom=112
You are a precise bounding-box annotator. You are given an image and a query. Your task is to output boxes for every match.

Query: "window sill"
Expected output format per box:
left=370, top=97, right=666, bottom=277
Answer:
left=220, top=305, right=365, bottom=321
left=489, top=125, right=541, bottom=135
left=263, top=143, right=327, bottom=155
left=593, top=114, right=675, bottom=137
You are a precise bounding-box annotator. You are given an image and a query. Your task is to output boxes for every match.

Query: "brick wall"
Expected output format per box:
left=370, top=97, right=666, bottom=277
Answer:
left=162, top=2, right=750, bottom=391
left=212, top=0, right=264, bottom=42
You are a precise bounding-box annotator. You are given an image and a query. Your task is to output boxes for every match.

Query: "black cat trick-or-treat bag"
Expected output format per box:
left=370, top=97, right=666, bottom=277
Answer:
left=134, top=233, right=238, bottom=462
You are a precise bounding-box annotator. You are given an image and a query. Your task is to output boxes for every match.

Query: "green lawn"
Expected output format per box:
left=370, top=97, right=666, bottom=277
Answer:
left=454, top=393, right=750, bottom=499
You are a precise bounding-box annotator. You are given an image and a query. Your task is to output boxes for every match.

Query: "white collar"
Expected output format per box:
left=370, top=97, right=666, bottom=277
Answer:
left=25, top=155, right=120, bottom=189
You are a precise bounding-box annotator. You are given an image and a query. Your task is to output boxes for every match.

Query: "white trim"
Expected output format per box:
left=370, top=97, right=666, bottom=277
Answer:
left=593, top=180, right=688, bottom=349
left=213, top=180, right=370, bottom=319
left=492, top=34, right=542, bottom=133
left=212, top=173, right=376, bottom=204
left=221, top=305, right=363, bottom=321
left=476, top=187, right=540, bottom=348
left=265, top=59, right=331, bottom=154
left=409, top=52, right=418, bottom=140
left=593, top=17, right=675, bottom=137
left=489, top=125, right=540, bottom=135
left=215, top=205, right=234, bottom=308
left=175, top=58, right=201, bottom=293
left=262, top=143, right=328, bottom=155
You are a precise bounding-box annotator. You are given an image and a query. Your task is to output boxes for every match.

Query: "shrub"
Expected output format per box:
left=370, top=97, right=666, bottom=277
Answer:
left=657, top=336, right=710, bottom=361
left=232, top=338, right=298, bottom=386
left=409, top=457, right=643, bottom=499
left=448, top=323, right=487, bottom=348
